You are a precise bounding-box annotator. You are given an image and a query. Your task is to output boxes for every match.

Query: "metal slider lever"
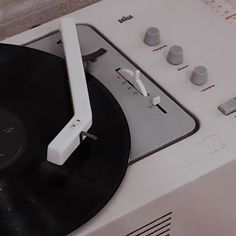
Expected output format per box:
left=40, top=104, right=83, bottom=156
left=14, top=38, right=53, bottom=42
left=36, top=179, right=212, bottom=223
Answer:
left=82, top=48, right=107, bottom=62
left=118, top=68, right=148, bottom=97
left=47, top=18, right=92, bottom=165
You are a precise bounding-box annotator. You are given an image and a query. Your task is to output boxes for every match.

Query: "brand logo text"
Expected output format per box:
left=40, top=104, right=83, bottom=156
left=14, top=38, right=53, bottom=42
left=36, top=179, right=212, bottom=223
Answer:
left=118, top=15, right=134, bottom=23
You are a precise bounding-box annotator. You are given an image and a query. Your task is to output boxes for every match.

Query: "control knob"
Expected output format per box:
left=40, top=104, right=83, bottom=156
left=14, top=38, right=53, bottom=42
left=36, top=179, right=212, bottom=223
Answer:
left=167, top=45, right=184, bottom=65
left=144, top=27, right=161, bottom=46
left=190, top=66, right=208, bottom=86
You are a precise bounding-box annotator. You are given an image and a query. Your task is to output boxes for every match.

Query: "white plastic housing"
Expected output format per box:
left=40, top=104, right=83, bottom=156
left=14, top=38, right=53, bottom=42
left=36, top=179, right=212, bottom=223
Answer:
left=4, top=0, right=236, bottom=235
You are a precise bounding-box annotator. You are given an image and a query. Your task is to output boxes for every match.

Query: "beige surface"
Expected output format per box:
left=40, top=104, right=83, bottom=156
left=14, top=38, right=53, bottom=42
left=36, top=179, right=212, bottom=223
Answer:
left=0, top=0, right=100, bottom=40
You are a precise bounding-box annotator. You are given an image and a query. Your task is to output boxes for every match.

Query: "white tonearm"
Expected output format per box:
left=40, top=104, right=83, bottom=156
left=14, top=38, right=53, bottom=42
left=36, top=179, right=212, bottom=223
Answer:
left=47, top=18, right=92, bottom=165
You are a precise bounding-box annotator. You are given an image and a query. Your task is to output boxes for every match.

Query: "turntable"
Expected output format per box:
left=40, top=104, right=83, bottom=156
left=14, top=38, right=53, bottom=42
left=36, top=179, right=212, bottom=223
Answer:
left=2, top=0, right=236, bottom=235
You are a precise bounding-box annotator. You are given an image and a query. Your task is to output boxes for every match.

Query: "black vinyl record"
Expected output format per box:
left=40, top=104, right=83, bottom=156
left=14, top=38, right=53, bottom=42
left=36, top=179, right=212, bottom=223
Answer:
left=0, top=44, right=131, bottom=235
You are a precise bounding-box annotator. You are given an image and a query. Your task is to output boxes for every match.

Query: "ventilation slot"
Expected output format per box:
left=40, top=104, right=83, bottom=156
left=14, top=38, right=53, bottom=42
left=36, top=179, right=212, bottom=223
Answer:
left=125, top=212, right=172, bottom=236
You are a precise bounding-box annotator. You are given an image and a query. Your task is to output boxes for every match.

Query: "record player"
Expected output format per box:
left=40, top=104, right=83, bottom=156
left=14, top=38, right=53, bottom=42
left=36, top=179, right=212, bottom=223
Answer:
left=2, top=0, right=236, bottom=235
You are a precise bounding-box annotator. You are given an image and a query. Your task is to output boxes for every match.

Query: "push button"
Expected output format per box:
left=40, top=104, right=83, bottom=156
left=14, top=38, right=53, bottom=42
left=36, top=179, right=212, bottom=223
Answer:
left=218, top=98, right=236, bottom=116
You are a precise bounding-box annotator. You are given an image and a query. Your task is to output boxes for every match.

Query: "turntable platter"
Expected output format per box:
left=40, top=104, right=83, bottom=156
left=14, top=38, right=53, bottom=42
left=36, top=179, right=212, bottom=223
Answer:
left=0, top=44, right=131, bottom=236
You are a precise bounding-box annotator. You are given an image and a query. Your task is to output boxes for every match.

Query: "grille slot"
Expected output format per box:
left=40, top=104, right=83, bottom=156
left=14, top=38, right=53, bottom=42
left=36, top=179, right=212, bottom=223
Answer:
left=125, top=212, right=172, bottom=236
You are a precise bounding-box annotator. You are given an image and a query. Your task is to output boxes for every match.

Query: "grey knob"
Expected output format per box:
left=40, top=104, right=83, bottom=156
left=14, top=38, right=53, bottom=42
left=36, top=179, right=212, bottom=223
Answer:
left=190, top=66, right=208, bottom=86
left=144, top=27, right=160, bottom=46
left=167, top=45, right=184, bottom=65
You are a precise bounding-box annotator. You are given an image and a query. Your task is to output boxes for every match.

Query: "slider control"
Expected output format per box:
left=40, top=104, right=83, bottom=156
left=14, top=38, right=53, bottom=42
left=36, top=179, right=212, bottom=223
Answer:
left=151, top=96, right=161, bottom=106
left=117, top=68, right=148, bottom=96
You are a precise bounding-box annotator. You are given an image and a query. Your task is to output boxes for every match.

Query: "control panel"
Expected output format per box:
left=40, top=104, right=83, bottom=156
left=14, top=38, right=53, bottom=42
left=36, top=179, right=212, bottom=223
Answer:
left=77, top=25, right=197, bottom=163
left=27, top=25, right=197, bottom=163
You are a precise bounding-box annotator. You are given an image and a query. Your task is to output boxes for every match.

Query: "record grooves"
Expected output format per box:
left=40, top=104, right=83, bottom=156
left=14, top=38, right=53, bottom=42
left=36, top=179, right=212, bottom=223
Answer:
left=0, top=44, right=131, bottom=236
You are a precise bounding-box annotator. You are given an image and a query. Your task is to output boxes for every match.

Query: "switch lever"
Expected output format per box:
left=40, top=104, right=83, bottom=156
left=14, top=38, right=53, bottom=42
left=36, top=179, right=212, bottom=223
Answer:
left=117, top=68, right=148, bottom=97
left=82, top=48, right=107, bottom=62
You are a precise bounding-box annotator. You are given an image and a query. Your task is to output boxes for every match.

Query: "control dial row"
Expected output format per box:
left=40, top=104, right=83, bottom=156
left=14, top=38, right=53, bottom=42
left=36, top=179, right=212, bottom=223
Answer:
left=143, top=27, right=208, bottom=86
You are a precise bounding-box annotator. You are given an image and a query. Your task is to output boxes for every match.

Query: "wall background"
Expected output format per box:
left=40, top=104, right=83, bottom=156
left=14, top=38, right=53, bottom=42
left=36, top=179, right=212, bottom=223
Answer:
left=0, top=0, right=100, bottom=40
left=2, top=0, right=236, bottom=40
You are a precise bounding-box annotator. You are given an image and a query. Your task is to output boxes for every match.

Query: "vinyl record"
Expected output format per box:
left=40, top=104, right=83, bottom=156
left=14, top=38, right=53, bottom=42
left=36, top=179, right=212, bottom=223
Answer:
left=0, top=44, right=131, bottom=235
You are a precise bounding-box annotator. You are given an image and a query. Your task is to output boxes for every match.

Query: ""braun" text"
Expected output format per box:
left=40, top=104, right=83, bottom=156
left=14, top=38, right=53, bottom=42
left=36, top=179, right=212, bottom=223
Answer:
left=118, top=15, right=134, bottom=23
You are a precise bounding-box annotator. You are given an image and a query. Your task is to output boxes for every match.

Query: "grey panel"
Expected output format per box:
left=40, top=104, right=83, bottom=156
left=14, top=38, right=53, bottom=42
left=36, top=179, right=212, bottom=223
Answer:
left=28, top=24, right=198, bottom=163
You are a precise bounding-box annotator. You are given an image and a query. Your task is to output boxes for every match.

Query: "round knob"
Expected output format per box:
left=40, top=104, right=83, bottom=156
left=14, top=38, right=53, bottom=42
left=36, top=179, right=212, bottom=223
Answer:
left=144, top=27, right=161, bottom=46
left=190, top=66, right=208, bottom=86
left=167, top=45, right=184, bottom=65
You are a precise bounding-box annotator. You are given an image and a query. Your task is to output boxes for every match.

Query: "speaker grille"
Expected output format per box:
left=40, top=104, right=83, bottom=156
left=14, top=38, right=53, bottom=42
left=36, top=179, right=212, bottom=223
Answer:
left=125, top=212, right=172, bottom=236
